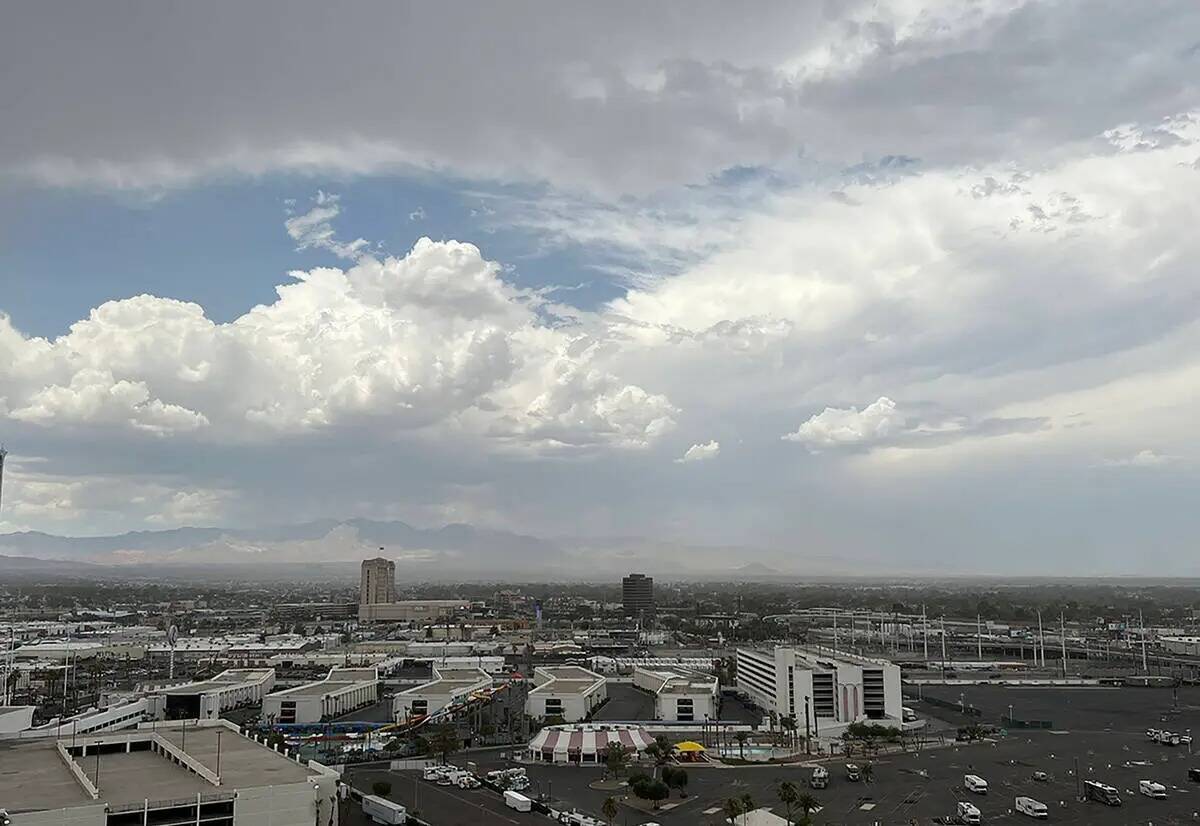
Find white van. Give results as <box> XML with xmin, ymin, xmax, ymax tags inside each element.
<box><xmin>1139</xmin><ymin>779</ymin><xmax>1167</xmax><ymax>798</ymax></box>
<box><xmin>956</xmin><ymin>800</ymin><xmax>981</xmax><ymax>823</ymax></box>
<box><xmin>1015</xmin><ymin>796</ymin><xmax>1047</xmax><ymax>818</ymax></box>
<box><xmin>422</xmin><ymin>766</ymin><xmax>446</xmax><ymax>781</ymax></box>
<box><xmin>964</xmin><ymin>774</ymin><xmax>989</xmax><ymax>794</ymax></box>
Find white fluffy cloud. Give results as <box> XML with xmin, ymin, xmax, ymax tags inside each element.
<box><xmin>676</xmin><ymin>440</ymin><xmax>721</xmax><ymax>463</ymax></box>
<box><xmin>0</xmin><ymin>238</ymin><xmax>675</xmax><ymax>453</ymax></box>
<box><xmin>783</xmin><ymin>398</ymin><xmax>900</xmax><ymax>450</ymax></box>
<box><xmin>284</xmin><ymin>191</ymin><xmax>369</xmax><ymax>260</ymax></box>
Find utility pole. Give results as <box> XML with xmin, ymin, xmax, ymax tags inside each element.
<box><xmin>1140</xmin><ymin>609</ymin><xmax>1149</xmax><ymax>675</ymax></box>
<box><xmin>940</xmin><ymin>617</ymin><xmax>948</xmax><ymax>671</ymax></box>
<box><xmin>977</xmin><ymin>614</ymin><xmax>983</xmax><ymax>662</ymax></box>
<box><xmin>832</xmin><ymin>611</ymin><xmax>838</xmax><ymax>652</ymax></box>
<box><xmin>922</xmin><ymin>605</ymin><xmax>929</xmax><ymax>663</ymax></box>
<box><xmin>1037</xmin><ymin>611</ymin><xmax>1045</xmax><ymax>668</ymax></box>
<box><xmin>1060</xmin><ymin>613</ymin><xmax>1068</xmax><ymax>678</ymax></box>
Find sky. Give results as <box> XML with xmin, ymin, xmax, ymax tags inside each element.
<box><xmin>1</xmin><ymin>1</ymin><xmax>1199</xmax><ymax>574</ymax></box>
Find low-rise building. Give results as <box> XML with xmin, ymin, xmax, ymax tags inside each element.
<box><xmin>633</xmin><ymin>666</ymin><xmax>718</xmax><ymax>723</ymax></box>
<box><xmin>526</xmin><ymin>665</ymin><xmax>607</xmax><ymax>723</ymax></box>
<box><xmin>357</xmin><ymin>599</ymin><xmax>470</xmax><ymax>623</ymax></box>
<box><xmin>149</xmin><ymin>668</ymin><xmax>276</xmax><ymax>720</ymax></box>
<box><xmin>0</xmin><ymin>719</ymin><xmax>339</xmax><ymax>825</ymax></box>
<box><xmin>393</xmin><ymin>666</ymin><xmax>492</xmax><ymax>721</ymax></box>
<box><xmin>262</xmin><ymin>667</ymin><xmax>379</xmax><ymax>724</ymax></box>
<box><xmin>735</xmin><ymin>646</ymin><xmax>902</xmax><ymax>735</ymax></box>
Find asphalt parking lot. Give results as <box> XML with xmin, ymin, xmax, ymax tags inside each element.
<box><xmin>346</xmin><ymin>766</ymin><xmax>547</xmax><ymax>826</ymax></box>
<box><xmin>343</xmin><ymin>686</ymin><xmax>1200</xmax><ymax>824</ymax></box>
<box><xmin>467</xmin><ymin>731</ymin><xmax>1200</xmax><ymax>824</ymax></box>
<box><xmin>593</xmin><ymin>682</ymin><xmax>657</xmax><ymax>721</ymax></box>
<box><xmin>915</xmin><ymin>683</ymin><xmax>1200</xmax><ymax>734</ymax></box>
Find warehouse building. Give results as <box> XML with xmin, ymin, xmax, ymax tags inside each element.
<box><xmin>262</xmin><ymin>667</ymin><xmax>379</xmax><ymax>724</ymax></box>
<box><xmin>1160</xmin><ymin>636</ymin><xmax>1200</xmax><ymax>656</ymax></box>
<box><xmin>393</xmin><ymin>666</ymin><xmax>492</xmax><ymax>722</ymax></box>
<box><xmin>735</xmin><ymin>646</ymin><xmax>902</xmax><ymax>734</ymax></box>
<box><xmin>150</xmin><ymin>668</ymin><xmax>276</xmax><ymax>720</ymax></box>
<box><xmin>0</xmin><ymin>719</ymin><xmax>339</xmax><ymax>825</ymax></box>
<box><xmin>526</xmin><ymin>665</ymin><xmax>607</xmax><ymax>723</ymax></box>
<box><xmin>633</xmin><ymin>666</ymin><xmax>718</xmax><ymax>723</ymax></box>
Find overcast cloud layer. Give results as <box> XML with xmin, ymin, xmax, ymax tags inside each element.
<box><xmin>2</xmin><ymin>1</ymin><xmax>1200</xmax><ymax>574</ymax></box>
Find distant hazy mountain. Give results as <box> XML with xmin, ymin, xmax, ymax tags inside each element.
<box><xmin>0</xmin><ymin>520</ymin><xmax>829</xmax><ymax>581</ymax></box>
<box><xmin>0</xmin><ymin>519</ymin><xmax>560</xmax><ymax>567</ymax></box>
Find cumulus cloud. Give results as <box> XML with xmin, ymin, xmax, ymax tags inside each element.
<box><xmin>676</xmin><ymin>440</ymin><xmax>721</xmax><ymax>463</ymax></box>
<box><xmin>0</xmin><ymin>239</ymin><xmax>675</xmax><ymax>453</ymax></box>
<box><xmin>783</xmin><ymin>398</ymin><xmax>901</xmax><ymax>450</ymax></box>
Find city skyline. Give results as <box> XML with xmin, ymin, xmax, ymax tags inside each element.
<box><xmin>2</xmin><ymin>2</ymin><xmax>1199</xmax><ymax>575</ymax></box>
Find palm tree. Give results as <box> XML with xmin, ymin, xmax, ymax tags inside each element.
<box><xmin>735</xmin><ymin>731</ymin><xmax>748</xmax><ymax>760</ymax></box>
<box><xmin>776</xmin><ymin>780</ymin><xmax>799</xmax><ymax>825</ymax></box>
<box><xmin>740</xmin><ymin>792</ymin><xmax>754</xmax><ymax>818</ymax></box>
<box><xmin>601</xmin><ymin>796</ymin><xmax>618</xmax><ymax>826</ymax></box>
<box><xmin>723</xmin><ymin>797</ymin><xmax>744</xmax><ymax>825</ymax></box>
<box><xmin>796</xmin><ymin>792</ymin><xmax>820</xmax><ymax>826</ymax></box>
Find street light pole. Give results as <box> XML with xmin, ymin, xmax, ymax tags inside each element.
<box><xmin>804</xmin><ymin>696</ymin><xmax>811</xmax><ymax>755</ymax></box>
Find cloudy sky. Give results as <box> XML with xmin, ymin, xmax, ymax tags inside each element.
<box><xmin>2</xmin><ymin>1</ymin><xmax>1199</xmax><ymax>573</ymax></box>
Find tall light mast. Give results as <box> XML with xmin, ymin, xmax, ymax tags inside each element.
<box><xmin>0</xmin><ymin>445</ymin><xmax>8</xmax><ymax>515</ymax></box>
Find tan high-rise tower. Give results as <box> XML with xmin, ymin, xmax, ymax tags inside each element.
<box><xmin>360</xmin><ymin>557</ymin><xmax>396</xmax><ymax>605</ymax></box>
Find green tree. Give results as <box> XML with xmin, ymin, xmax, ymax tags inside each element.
<box><xmin>665</xmin><ymin>766</ymin><xmax>688</xmax><ymax>797</ymax></box>
<box><xmin>734</xmin><ymin>731</ymin><xmax>749</xmax><ymax>760</ymax></box>
<box><xmin>371</xmin><ymin>780</ymin><xmax>392</xmax><ymax>797</ymax></box>
<box><xmin>796</xmin><ymin>792</ymin><xmax>821</xmax><ymax>826</ymax></box>
<box><xmin>604</xmin><ymin>741</ymin><xmax>628</xmax><ymax>779</ymax></box>
<box><xmin>776</xmin><ymin>780</ymin><xmax>799</xmax><ymax>825</ymax></box>
<box><xmin>633</xmin><ymin>779</ymin><xmax>669</xmax><ymax>809</ymax></box>
<box><xmin>429</xmin><ymin>723</ymin><xmax>459</xmax><ymax>764</ymax></box>
<box><xmin>601</xmin><ymin>796</ymin><xmax>619</xmax><ymax>825</ymax></box>
<box><xmin>723</xmin><ymin>797</ymin><xmax>744</xmax><ymax>825</ymax></box>
<box><xmin>644</xmin><ymin>736</ymin><xmax>672</xmax><ymax>778</ymax></box>
<box><xmin>740</xmin><ymin>792</ymin><xmax>754</xmax><ymax>814</ymax></box>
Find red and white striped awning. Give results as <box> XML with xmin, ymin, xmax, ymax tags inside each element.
<box><xmin>528</xmin><ymin>726</ymin><xmax>655</xmax><ymax>757</ymax></box>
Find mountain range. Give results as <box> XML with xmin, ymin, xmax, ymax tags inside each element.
<box><xmin>0</xmin><ymin>519</ymin><xmax>820</xmax><ymax>582</ymax></box>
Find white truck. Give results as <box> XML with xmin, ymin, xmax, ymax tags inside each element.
<box><xmin>1139</xmin><ymin>779</ymin><xmax>1167</xmax><ymax>798</ymax></box>
<box><xmin>964</xmin><ymin>774</ymin><xmax>989</xmax><ymax>794</ymax></box>
<box><xmin>956</xmin><ymin>800</ymin><xmax>981</xmax><ymax>824</ymax></box>
<box><xmin>505</xmin><ymin>790</ymin><xmax>533</xmax><ymax>812</ymax></box>
<box><xmin>362</xmin><ymin>794</ymin><xmax>407</xmax><ymax>825</ymax></box>
<box><xmin>1015</xmin><ymin>796</ymin><xmax>1048</xmax><ymax>818</ymax></box>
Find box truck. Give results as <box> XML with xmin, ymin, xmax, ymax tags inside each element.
<box><xmin>505</xmin><ymin>790</ymin><xmax>533</xmax><ymax>812</ymax></box>
<box><xmin>362</xmin><ymin>795</ymin><xmax>407</xmax><ymax>825</ymax></box>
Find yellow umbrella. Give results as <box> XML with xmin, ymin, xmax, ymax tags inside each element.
<box><xmin>673</xmin><ymin>741</ymin><xmax>706</xmax><ymax>752</ymax></box>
